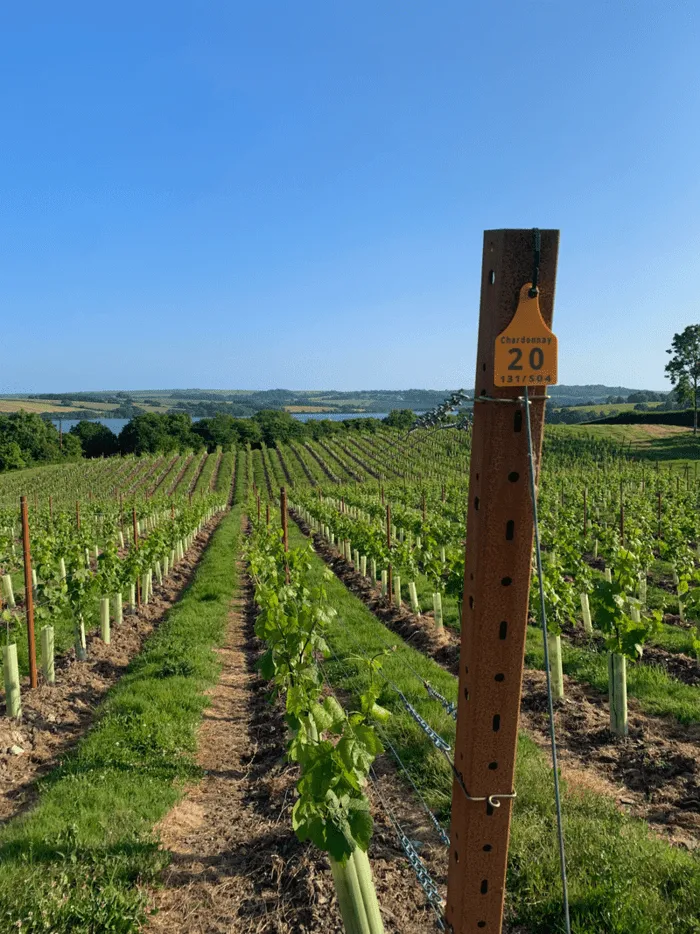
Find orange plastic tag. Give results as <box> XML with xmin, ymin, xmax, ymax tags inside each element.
<box><xmin>494</xmin><ymin>283</ymin><xmax>558</xmax><ymax>386</ymax></box>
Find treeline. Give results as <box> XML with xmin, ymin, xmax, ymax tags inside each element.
<box><xmin>0</xmin><ymin>412</ymin><xmax>82</xmax><ymax>471</ymax></box>
<box><xmin>68</xmin><ymin>409</ymin><xmax>401</xmax><ymax>460</ymax></box>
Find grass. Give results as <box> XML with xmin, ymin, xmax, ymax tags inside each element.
<box><xmin>559</xmin><ymin>424</ymin><xmax>700</xmax><ymax>464</ymax></box>
<box><xmin>289</xmin><ymin>520</ymin><xmax>700</xmax><ymax>934</ymax></box>
<box><xmin>0</xmin><ymin>505</ymin><xmax>244</xmax><ymax>933</ymax></box>
<box><xmin>525</xmin><ymin>626</ymin><xmax>700</xmax><ymax>725</ymax></box>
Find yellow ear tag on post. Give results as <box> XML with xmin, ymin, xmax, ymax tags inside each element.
<box><xmin>494</xmin><ymin>283</ymin><xmax>558</xmax><ymax>387</ymax></box>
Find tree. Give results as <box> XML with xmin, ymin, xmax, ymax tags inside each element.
<box><xmin>666</xmin><ymin>325</ymin><xmax>700</xmax><ymax>434</ymax></box>
<box><xmin>383</xmin><ymin>409</ymin><xmax>416</xmax><ymax>431</ymax></box>
<box><xmin>118</xmin><ymin>412</ymin><xmax>203</xmax><ymax>454</ymax></box>
<box><xmin>252</xmin><ymin>409</ymin><xmax>302</xmax><ymax>446</ymax></box>
<box><xmin>69</xmin><ymin>421</ymin><xmax>119</xmax><ymax>458</ymax></box>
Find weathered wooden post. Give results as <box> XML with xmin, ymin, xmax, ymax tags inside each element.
<box><xmin>446</xmin><ymin>229</ymin><xmax>559</xmax><ymax>934</ymax></box>
<box><xmin>386</xmin><ymin>503</ymin><xmax>392</xmax><ymax>603</ymax></box>
<box><xmin>20</xmin><ymin>496</ymin><xmax>38</xmax><ymax>689</ymax></box>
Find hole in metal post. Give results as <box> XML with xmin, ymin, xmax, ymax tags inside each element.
<box><xmin>489</xmin><ymin>270</ymin><xmax>495</xmax><ymax>284</ymax></box>
<box><xmin>488</xmin><ymin>761</ymin><xmax>498</xmax><ymax>770</ymax></box>
<box><xmin>492</xmin><ymin>714</ymin><xmax>501</xmax><ymax>732</ymax></box>
<box><xmin>495</xmin><ymin>673</ymin><xmax>505</xmax><ymax>682</ymax></box>
<box><xmin>474</xmin><ymin>496</ymin><xmax>480</xmax><ymax>511</ymax></box>
<box><xmin>499</xmin><ymin>621</ymin><xmax>508</xmax><ymax>639</ymax></box>
<box><xmin>469</xmin><ymin>596</ymin><xmax>474</xmax><ymax>609</ymax></box>
<box><xmin>505</xmin><ymin>520</ymin><xmax>514</xmax><ymax>540</ymax></box>
<box><xmin>508</xmin><ymin>471</ymin><xmax>520</xmax><ymax>482</ymax></box>
<box><xmin>483</xmin><ymin>844</ymin><xmax>492</xmax><ymax>852</ymax></box>
<box><xmin>514</xmin><ymin>410</ymin><xmax>522</xmax><ymax>432</ymax></box>
<box><xmin>501</xmin><ymin>577</ymin><xmax>512</xmax><ymax>586</ymax></box>
<box><xmin>481</xmin><ymin>880</ymin><xmax>489</xmax><ymax>895</ymax></box>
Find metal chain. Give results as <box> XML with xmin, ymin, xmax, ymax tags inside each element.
<box><xmin>321</xmin><ymin>646</ymin><xmax>451</xmax><ymax>848</ymax></box>
<box><xmin>395</xmin><ymin>689</ymin><xmax>452</xmax><ymax>753</ymax></box>
<box><xmin>523</xmin><ymin>384</ymin><xmax>572</xmax><ymax>934</ymax></box>
<box><xmin>316</xmin><ymin>650</ymin><xmax>447</xmax><ymax>929</ymax></box>
<box><xmin>424</xmin><ymin>682</ymin><xmax>457</xmax><ymax>720</ymax></box>
<box><xmin>369</xmin><ymin>765</ymin><xmax>446</xmax><ymax>930</ymax></box>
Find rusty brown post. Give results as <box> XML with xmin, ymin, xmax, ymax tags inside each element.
<box><xmin>446</xmin><ymin>229</ymin><xmax>559</xmax><ymax>934</ymax></box>
<box><xmin>133</xmin><ymin>507</ymin><xmax>141</xmax><ymax>607</ymax></box>
<box><xmin>280</xmin><ymin>487</ymin><xmax>289</xmax><ymax>583</ymax></box>
<box><xmin>280</xmin><ymin>488</ymin><xmax>289</xmax><ymax>552</ymax></box>
<box><xmin>620</xmin><ymin>480</ymin><xmax>625</xmax><ymax>547</ymax></box>
<box><xmin>386</xmin><ymin>503</ymin><xmax>392</xmax><ymax>601</ymax></box>
<box><xmin>76</xmin><ymin>500</ymin><xmax>81</xmax><ymax>530</ymax></box>
<box><xmin>20</xmin><ymin>497</ymin><xmax>38</xmax><ymax>689</ymax></box>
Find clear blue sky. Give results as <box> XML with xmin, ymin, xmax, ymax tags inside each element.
<box><xmin>1</xmin><ymin>2</ymin><xmax>698</xmax><ymax>393</ymax></box>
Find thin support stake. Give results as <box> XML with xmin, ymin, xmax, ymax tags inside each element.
<box><xmin>523</xmin><ymin>386</ymin><xmax>571</xmax><ymax>934</ymax></box>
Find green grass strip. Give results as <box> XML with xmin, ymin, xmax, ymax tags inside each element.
<box><xmin>289</xmin><ymin>522</ymin><xmax>700</xmax><ymax>934</ymax></box>
<box><xmin>0</xmin><ymin>506</ymin><xmax>243</xmax><ymax>934</ymax></box>
<box><xmin>525</xmin><ymin>627</ymin><xmax>700</xmax><ymax>725</ymax></box>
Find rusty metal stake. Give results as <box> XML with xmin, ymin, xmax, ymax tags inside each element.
<box><xmin>445</xmin><ymin>229</ymin><xmax>559</xmax><ymax>934</ymax></box>
<box><xmin>20</xmin><ymin>497</ymin><xmax>38</xmax><ymax>689</ymax></box>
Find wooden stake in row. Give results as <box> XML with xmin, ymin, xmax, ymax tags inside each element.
<box><xmin>20</xmin><ymin>496</ymin><xmax>38</xmax><ymax>690</ymax></box>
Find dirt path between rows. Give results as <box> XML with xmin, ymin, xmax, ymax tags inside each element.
<box><xmin>0</xmin><ymin>514</ymin><xmax>223</xmax><ymax>825</ymax></box>
<box><xmin>149</xmin><ymin>552</ymin><xmax>454</xmax><ymax>933</ymax></box>
<box><xmin>290</xmin><ymin>512</ymin><xmax>700</xmax><ymax>852</ymax></box>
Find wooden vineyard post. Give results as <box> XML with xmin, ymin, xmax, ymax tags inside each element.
<box><xmin>20</xmin><ymin>497</ymin><xmax>38</xmax><ymax>689</ymax></box>
<box><xmin>133</xmin><ymin>507</ymin><xmax>141</xmax><ymax>607</ymax></box>
<box><xmin>280</xmin><ymin>487</ymin><xmax>289</xmax><ymax>583</ymax></box>
<box><xmin>386</xmin><ymin>503</ymin><xmax>392</xmax><ymax>602</ymax></box>
<box><xmin>445</xmin><ymin>229</ymin><xmax>559</xmax><ymax>934</ymax></box>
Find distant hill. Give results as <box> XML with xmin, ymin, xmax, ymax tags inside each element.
<box><xmin>0</xmin><ymin>385</ymin><xmax>671</xmax><ymax>419</ymax></box>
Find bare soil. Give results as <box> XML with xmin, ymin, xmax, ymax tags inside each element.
<box><xmin>0</xmin><ymin>514</ymin><xmax>222</xmax><ymax>824</ymax></box>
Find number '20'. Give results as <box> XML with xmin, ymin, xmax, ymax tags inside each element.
<box><xmin>507</xmin><ymin>347</ymin><xmax>545</xmax><ymax>371</ymax></box>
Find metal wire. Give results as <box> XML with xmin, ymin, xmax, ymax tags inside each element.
<box><xmin>523</xmin><ymin>385</ymin><xmax>572</xmax><ymax>934</ymax></box>
<box><xmin>320</xmin><ymin>648</ymin><xmax>451</xmax><ymax>849</ymax></box>
<box><xmin>529</xmin><ymin>227</ymin><xmax>541</xmax><ymax>296</ymax></box>
<box><xmin>316</xmin><ymin>654</ymin><xmax>447</xmax><ymax>929</ymax></box>
<box><xmin>370</xmin><ymin>765</ymin><xmax>447</xmax><ymax>930</ymax></box>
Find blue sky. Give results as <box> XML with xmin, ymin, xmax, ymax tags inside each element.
<box><xmin>0</xmin><ymin>2</ymin><xmax>698</xmax><ymax>393</ymax></box>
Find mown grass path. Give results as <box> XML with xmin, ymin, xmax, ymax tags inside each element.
<box><xmin>0</xmin><ymin>505</ymin><xmax>245</xmax><ymax>933</ymax></box>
